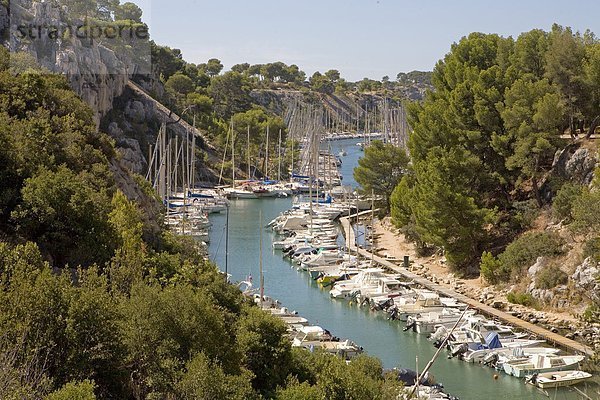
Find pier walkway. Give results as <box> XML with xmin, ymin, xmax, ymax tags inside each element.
<box><xmin>340</xmin><ymin>214</ymin><xmax>595</xmax><ymax>357</ymax></box>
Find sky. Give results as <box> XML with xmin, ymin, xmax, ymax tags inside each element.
<box><xmin>136</xmin><ymin>0</ymin><xmax>600</xmax><ymax>82</ymax></box>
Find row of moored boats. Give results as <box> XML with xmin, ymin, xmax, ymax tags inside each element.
<box><xmin>268</xmin><ymin>199</ymin><xmax>593</xmax><ymax>391</ymax></box>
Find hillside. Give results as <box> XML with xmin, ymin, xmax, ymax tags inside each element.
<box><xmin>2</xmin><ymin>0</ymin><xmax>599</xmax><ymax>393</ymax></box>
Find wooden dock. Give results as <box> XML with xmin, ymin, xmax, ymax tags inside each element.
<box><xmin>340</xmin><ymin>215</ymin><xmax>595</xmax><ymax>357</ymax></box>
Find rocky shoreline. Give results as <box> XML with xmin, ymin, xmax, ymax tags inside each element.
<box><xmin>373</xmin><ymin>218</ymin><xmax>600</xmax><ymax>361</ymax></box>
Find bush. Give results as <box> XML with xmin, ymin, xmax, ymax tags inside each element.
<box><xmin>535</xmin><ymin>265</ymin><xmax>568</xmax><ymax>289</ymax></box>
<box><xmin>512</xmin><ymin>199</ymin><xmax>540</xmax><ymax>229</ymax></box>
<box><xmin>47</xmin><ymin>380</ymin><xmax>96</xmax><ymax>400</ymax></box>
<box><xmin>583</xmin><ymin>236</ymin><xmax>600</xmax><ymax>262</ymax></box>
<box><xmin>552</xmin><ymin>182</ymin><xmax>583</xmax><ymax>222</ymax></box>
<box><xmin>480</xmin><ymin>251</ymin><xmax>509</xmax><ymax>284</ymax></box>
<box><xmin>582</xmin><ymin>304</ymin><xmax>600</xmax><ymax>322</ymax></box>
<box><xmin>572</xmin><ymin>188</ymin><xmax>600</xmax><ymax>233</ymax></box>
<box><xmin>506</xmin><ymin>291</ymin><xmax>537</xmax><ymax>307</ymax></box>
<box><xmin>499</xmin><ymin>231</ymin><xmax>564</xmax><ymax>276</ymax></box>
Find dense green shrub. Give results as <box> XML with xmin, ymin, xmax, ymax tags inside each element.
<box><xmin>506</xmin><ymin>291</ymin><xmax>538</xmax><ymax>307</ymax></box>
<box><xmin>481</xmin><ymin>232</ymin><xmax>565</xmax><ymax>284</ymax></box>
<box><xmin>535</xmin><ymin>265</ymin><xmax>568</xmax><ymax>289</ymax></box>
<box><xmin>572</xmin><ymin>188</ymin><xmax>600</xmax><ymax>233</ymax></box>
<box><xmin>552</xmin><ymin>182</ymin><xmax>583</xmax><ymax>222</ymax></box>
<box><xmin>582</xmin><ymin>304</ymin><xmax>600</xmax><ymax>322</ymax></box>
<box><xmin>46</xmin><ymin>380</ymin><xmax>96</xmax><ymax>400</ymax></box>
<box><xmin>583</xmin><ymin>236</ymin><xmax>600</xmax><ymax>262</ymax></box>
<box><xmin>480</xmin><ymin>251</ymin><xmax>509</xmax><ymax>284</ymax></box>
<box><xmin>512</xmin><ymin>199</ymin><xmax>540</xmax><ymax>230</ymax></box>
<box><xmin>499</xmin><ymin>232</ymin><xmax>564</xmax><ymax>276</ymax></box>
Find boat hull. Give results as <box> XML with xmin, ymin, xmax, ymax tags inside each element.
<box><xmin>531</xmin><ymin>370</ymin><xmax>593</xmax><ymax>389</ymax></box>
<box><xmin>503</xmin><ymin>356</ymin><xmax>584</xmax><ymax>378</ymax></box>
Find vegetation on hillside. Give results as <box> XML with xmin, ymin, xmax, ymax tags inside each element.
<box><xmin>0</xmin><ymin>46</ymin><xmax>407</xmax><ymax>399</ymax></box>
<box><xmin>146</xmin><ymin>43</ymin><xmax>431</xmax><ymax>180</ymax></box>
<box><xmin>390</xmin><ymin>25</ymin><xmax>600</xmax><ymax>276</ymax></box>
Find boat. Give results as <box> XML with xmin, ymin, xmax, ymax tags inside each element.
<box><xmin>329</xmin><ymin>268</ymin><xmax>387</xmax><ymax>299</ymax></box>
<box><xmin>465</xmin><ymin>345</ymin><xmax>560</xmax><ymax>364</ymax></box>
<box><xmin>503</xmin><ymin>354</ymin><xmax>586</xmax><ymax>378</ymax></box>
<box><xmin>405</xmin><ymin>308</ymin><xmax>476</xmax><ymax>335</ymax></box>
<box><xmin>526</xmin><ymin>370</ymin><xmax>593</xmax><ymax>389</ymax></box>
<box><xmin>388</xmin><ymin>290</ymin><xmax>466</xmax><ymax>322</ymax></box>
<box><xmin>295</xmin><ymin>339</ymin><xmax>363</xmax><ymax>360</ymax></box>
<box><xmin>291</xmin><ymin>325</ymin><xmax>333</xmax><ymax>346</ymax></box>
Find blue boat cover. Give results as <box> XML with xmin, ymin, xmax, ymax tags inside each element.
<box><xmin>292</xmin><ymin>173</ymin><xmax>310</xmax><ymax>179</ymax></box>
<box><xmin>187</xmin><ymin>192</ymin><xmax>214</xmax><ymax>199</ymax></box>
<box><xmin>484</xmin><ymin>332</ymin><xmax>502</xmax><ymax>349</ymax></box>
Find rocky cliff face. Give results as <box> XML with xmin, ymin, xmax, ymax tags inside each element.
<box><xmin>541</xmin><ymin>142</ymin><xmax>599</xmax><ymax>202</ymax></box>
<box><xmin>552</xmin><ymin>144</ymin><xmax>598</xmax><ymax>185</ymax></box>
<box><xmin>4</xmin><ymin>1</ymin><xmax>139</xmax><ymax>125</ymax></box>
<box><xmin>102</xmin><ymin>84</ymin><xmax>220</xmax><ymax>183</ymax></box>
<box><xmin>0</xmin><ymin>5</ymin><xmax>8</xmax><ymax>40</ymax></box>
<box><xmin>251</xmin><ymin>89</ymin><xmax>407</xmax><ymax>131</ymax></box>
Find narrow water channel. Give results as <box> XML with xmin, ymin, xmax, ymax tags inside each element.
<box><xmin>207</xmin><ymin>138</ymin><xmax>595</xmax><ymax>400</ymax></box>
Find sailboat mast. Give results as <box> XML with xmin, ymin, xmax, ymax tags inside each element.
<box><xmin>278</xmin><ymin>128</ymin><xmax>282</xmax><ymax>182</ymax></box>
<box><xmin>158</xmin><ymin>123</ymin><xmax>166</xmax><ymax>201</ymax></box>
<box><xmin>259</xmin><ymin>210</ymin><xmax>264</xmax><ymax>306</ymax></box>
<box><xmin>191</xmin><ymin>132</ymin><xmax>196</xmax><ymax>189</ymax></box>
<box><xmin>218</xmin><ymin>125</ymin><xmax>230</xmax><ymax>186</ymax></box>
<box><xmin>265</xmin><ymin>124</ymin><xmax>270</xmax><ymax>179</ymax></box>
<box><xmin>290</xmin><ymin>120</ymin><xmax>295</xmax><ymax>180</ymax></box>
<box><xmin>247</xmin><ymin>125</ymin><xmax>251</xmax><ymax>179</ymax></box>
<box><xmin>370</xmin><ymin>189</ymin><xmax>375</xmax><ymax>267</ymax></box>
<box><xmin>173</xmin><ymin>135</ymin><xmax>178</xmax><ymax>194</ymax></box>
<box><xmin>231</xmin><ymin>120</ymin><xmax>235</xmax><ymax>189</ymax></box>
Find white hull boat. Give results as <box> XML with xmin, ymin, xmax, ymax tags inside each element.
<box><xmin>526</xmin><ymin>370</ymin><xmax>593</xmax><ymax>389</ymax></box>
<box><xmin>503</xmin><ymin>354</ymin><xmax>586</xmax><ymax>378</ymax></box>
<box><xmin>464</xmin><ymin>346</ymin><xmax>560</xmax><ymax>364</ymax></box>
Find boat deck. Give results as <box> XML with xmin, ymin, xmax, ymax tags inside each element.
<box><xmin>340</xmin><ymin>214</ymin><xmax>595</xmax><ymax>357</ymax></box>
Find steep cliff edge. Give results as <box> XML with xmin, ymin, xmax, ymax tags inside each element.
<box><xmin>3</xmin><ymin>1</ymin><xmax>138</xmax><ymax>125</ymax></box>
<box><xmin>251</xmin><ymin>88</ymin><xmax>406</xmax><ymax>128</ymax></box>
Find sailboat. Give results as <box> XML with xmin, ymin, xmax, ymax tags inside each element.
<box><xmin>223</xmin><ymin>121</ymin><xmax>258</xmax><ymax>199</ymax></box>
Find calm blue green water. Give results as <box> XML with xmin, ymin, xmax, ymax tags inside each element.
<box><xmin>207</xmin><ymin>139</ymin><xmax>597</xmax><ymax>400</ymax></box>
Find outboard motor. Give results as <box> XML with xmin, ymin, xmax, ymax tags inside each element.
<box><xmin>387</xmin><ymin>306</ymin><xmax>399</xmax><ymax>321</ymax></box>
<box><xmin>349</xmin><ymin>290</ymin><xmax>361</xmax><ymax>303</ymax></box>
<box><xmin>429</xmin><ymin>326</ymin><xmax>446</xmax><ymax>342</ymax></box>
<box><xmin>450</xmin><ymin>343</ymin><xmax>469</xmax><ymax>359</ymax></box>
<box><xmin>360</xmin><ymin>296</ymin><xmax>370</xmax><ymax>307</ymax></box>
<box><xmin>392</xmin><ymin>368</ymin><xmax>436</xmax><ymax>387</ymax></box>
<box><xmin>371</xmin><ymin>298</ymin><xmax>389</xmax><ymax>311</ymax></box>
<box><xmin>482</xmin><ymin>352</ymin><xmax>499</xmax><ymax>367</ymax></box>
<box><xmin>403</xmin><ymin>318</ymin><xmax>417</xmax><ymax>332</ymax></box>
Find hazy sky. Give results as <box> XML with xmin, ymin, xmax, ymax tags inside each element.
<box><xmin>137</xmin><ymin>0</ymin><xmax>600</xmax><ymax>81</ymax></box>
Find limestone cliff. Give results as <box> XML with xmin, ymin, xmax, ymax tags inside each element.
<box><xmin>4</xmin><ymin>1</ymin><xmax>139</xmax><ymax>125</ymax></box>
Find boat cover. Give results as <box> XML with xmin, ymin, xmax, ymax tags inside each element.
<box><xmin>478</xmin><ymin>332</ymin><xmax>502</xmax><ymax>350</ymax></box>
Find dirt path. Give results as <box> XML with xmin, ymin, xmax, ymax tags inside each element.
<box><xmin>372</xmin><ymin>217</ymin><xmax>581</xmax><ymax>327</ymax></box>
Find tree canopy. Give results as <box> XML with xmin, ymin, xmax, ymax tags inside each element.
<box><xmin>353</xmin><ymin>140</ymin><xmax>409</xmax><ymax>212</ymax></box>
<box><xmin>391</xmin><ymin>26</ymin><xmax>600</xmax><ymax>274</ymax></box>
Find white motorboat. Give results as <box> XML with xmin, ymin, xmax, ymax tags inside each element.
<box><xmin>405</xmin><ymin>308</ymin><xmax>476</xmax><ymax>335</ymax></box>
<box><xmin>503</xmin><ymin>354</ymin><xmax>586</xmax><ymax>378</ymax></box>
<box><xmin>388</xmin><ymin>291</ymin><xmax>465</xmax><ymax>322</ymax></box>
<box><xmin>294</xmin><ymin>339</ymin><xmax>362</xmax><ymax>360</ymax></box>
<box><xmin>291</xmin><ymin>325</ymin><xmax>333</xmax><ymax>346</ymax></box>
<box><xmin>444</xmin><ymin>327</ymin><xmax>545</xmax><ymax>358</ymax></box>
<box><xmin>223</xmin><ymin>187</ymin><xmax>258</xmax><ymax>199</ymax></box>
<box><xmin>329</xmin><ymin>268</ymin><xmax>387</xmax><ymax>299</ymax></box>
<box><xmin>526</xmin><ymin>370</ymin><xmax>593</xmax><ymax>389</ymax></box>
<box><xmin>465</xmin><ymin>345</ymin><xmax>560</xmax><ymax>364</ymax></box>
